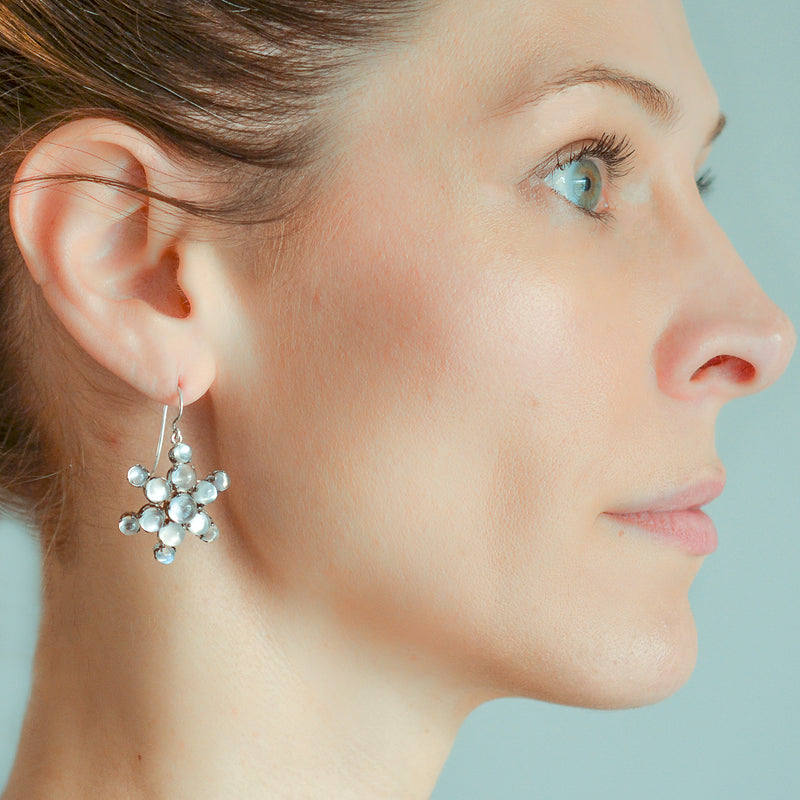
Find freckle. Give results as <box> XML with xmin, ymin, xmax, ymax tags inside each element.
<box><xmin>618</xmin><ymin>529</ymin><xmax>625</xmax><ymax>537</ymax></box>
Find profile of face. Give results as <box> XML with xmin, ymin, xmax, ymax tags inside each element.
<box><xmin>195</xmin><ymin>0</ymin><xmax>791</xmax><ymax>711</ymax></box>
<box><xmin>11</xmin><ymin>0</ymin><xmax>794</xmax><ymax>719</ymax></box>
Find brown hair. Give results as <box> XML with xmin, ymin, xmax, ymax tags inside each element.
<box><xmin>0</xmin><ymin>0</ymin><xmax>425</xmax><ymax>557</ymax></box>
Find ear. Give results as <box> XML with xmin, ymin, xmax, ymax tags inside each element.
<box><xmin>8</xmin><ymin>118</ymin><xmax>221</xmax><ymax>406</ymax></box>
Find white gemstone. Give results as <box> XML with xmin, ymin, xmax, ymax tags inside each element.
<box><xmin>200</xmin><ymin>524</ymin><xmax>219</xmax><ymax>543</ymax></box>
<box><xmin>127</xmin><ymin>464</ymin><xmax>149</xmax><ymax>487</ymax></box>
<box><xmin>211</xmin><ymin>470</ymin><xmax>230</xmax><ymax>492</ymax></box>
<box><xmin>158</xmin><ymin>521</ymin><xmax>185</xmax><ymax>548</ymax></box>
<box><xmin>168</xmin><ymin>493</ymin><xmax>197</xmax><ymax>524</ymax></box>
<box><xmin>118</xmin><ymin>513</ymin><xmax>140</xmax><ymax>535</ymax></box>
<box><xmin>187</xmin><ymin>511</ymin><xmax>211</xmax><ymax>537</ymax></box>
<box><xmin>169</xmin><ymin>464</ymin><xmax>197</xmax><ymax>492</ymax></box>
<box><xmin>193</xmin><ymin>480</ymin><xmax>217</xmax><ymax>506</ymax></box>
<box><xmin>145</xmin><ymin>477</ymin><xmax>170</xmax><ymax>503</ymax></box>
<box><xmin>154</xmin><ymin>544</ymin><xmax>176</xmax><ymax>565</ymax></box>
<box><xmin>169</xmin><ymin>442</ymin><xmax>193</xmax><ymax>464</ymax></box>
<box><xmin>139</xmin><ymin>505</ymin><xmax>166</xmax><ymax>533</ymax></box>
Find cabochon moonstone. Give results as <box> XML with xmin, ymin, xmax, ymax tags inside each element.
<box><xmin>169</xmin><ymin>464</ymin><xmax>197</xmax><ymax>492</ymax></box>
<box><xmin>168</xmin><ymin>493</ymin><xmax>197</xmax><ymax>525</ymax></box>
<box><xmin>158</xmin><ymin>521</ymin><xmax>185</xmax><ymax>548</ymax></box>
<box><xmin>145</xmin><ymin>477</ymin><xmax>170</xmax><ymax>503</ymax></box>
<box><xmin>154</xmin><ymin>544</ymin><xmax>176</xmax><ymax>565</ymax></box>
<box><xmin>199</xmin><ymin>524</ymin><xmax>219</xmax><ymax>543</ymax></box>
<box><xmin>139</xmin><ymin>505</ymin><xmax>166</xmax><ymax>533</ymax></box>
<box><xmin>193</xmin><ymin>480</ymin><xmax>217</xmax><ymax>506</ymax></box>
<box><xmin>118</xmin><ymin>513</ymin><xmax>140</xmax><ymax>536</ymax></box>
<box><xmin>187</xmin><ymin>511</ymin><xmax>211</xmax><ymax>537</ymax></box>
<box><xmin>211</xmin><ymin>470</ymin><xmax>230</xmax><ymax>492</ymax></box>
<box><xmin>127</xmin><ymin>464</ymin><xmax>149</xmax><ymax>488</ymax></box>
<box><xmin>169</xmin><ymin>442</ymin><xmax>193</xmax><ymax>464</ymax></box>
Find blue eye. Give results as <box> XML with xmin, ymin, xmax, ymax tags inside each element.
<box><xmin>544</xmin><ymin>158</ymin><xmax>604</xmax><ymax>213</ymax></box>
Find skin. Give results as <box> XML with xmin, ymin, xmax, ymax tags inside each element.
<box><xmin>2</xmin><ymin>0</ymin><xmax>795</xmax><ymax>798</ymax></box>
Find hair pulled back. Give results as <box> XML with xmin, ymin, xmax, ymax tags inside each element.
<box><xmin>0</xmin><ymin>0</ymin><xmax>424</xmax><ymax>556</ymax></box>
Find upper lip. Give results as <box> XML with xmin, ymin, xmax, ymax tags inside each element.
<box><xmin>605</xmin><ymin>474</ymin><xmax>726</xmax><ymax>515</ymax></box>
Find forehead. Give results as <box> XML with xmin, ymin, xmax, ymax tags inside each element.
<box><xmin>385</xmin><ymin>0</ymin><xmax>716</xmax><ymax>121</ymax></box>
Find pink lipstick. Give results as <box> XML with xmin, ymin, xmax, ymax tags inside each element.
<box><xmin>603</xmin><ymin>479</ymin><xmax>724</xmax><ymax>556</ymax></box>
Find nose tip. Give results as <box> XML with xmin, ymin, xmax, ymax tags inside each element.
<box><xmin>766</xmin><ymin>311</ymin><xmax>797</xmax><ymax>385</ymax></box>
<box><xmin>746</xmin><ymin>306</ymin><xmax>795</xmax><ymax>391</ymax></box>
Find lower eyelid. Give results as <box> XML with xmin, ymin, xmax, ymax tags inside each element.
<box><xmin>526</xmin><ymin>179</ymin><xmax>611</xmax><ymax>224</ymax></box>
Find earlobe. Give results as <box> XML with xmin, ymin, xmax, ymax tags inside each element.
<box><xmin>8</xmin><ymin>118</ymin><xmax>217</xmax><ymax>406</ymax></box>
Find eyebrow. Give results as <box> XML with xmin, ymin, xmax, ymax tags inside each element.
<box><xmin>705</xmin><ymin>112</ymin><xmax>727</xmax><ymax>146</ymax></box>
<box><xmin>493</xmin><ymin>64</ymin><xmax>726</xmax><ymax>145</ymax></box>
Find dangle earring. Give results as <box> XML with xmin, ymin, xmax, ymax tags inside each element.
<box><xmin>118</xmin><ymin>387</ymin><xmax>230</xmax><ymax>564</ymax></box>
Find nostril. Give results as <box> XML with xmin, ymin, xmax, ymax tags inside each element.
<box><xmin>691</xmin><ymin>354</ymin><xmax>756</xmax><ymax>383</ymax></box>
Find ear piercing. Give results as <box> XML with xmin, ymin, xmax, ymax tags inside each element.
<box><xmin>118</xmin><ymin>387</ymin><xmax>229</xmax><ymax>564</ymax></box>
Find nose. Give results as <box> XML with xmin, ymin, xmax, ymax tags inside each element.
<box><xmin>654</xmin><ymin>214</ymin><xmax>796</xmax><ymax>404</ymax></box>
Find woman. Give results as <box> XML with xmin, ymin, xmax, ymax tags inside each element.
<box><xmin>0</xmin><ymin>1</ymin><xmax>795</xmax><ymax>798</ymax></box>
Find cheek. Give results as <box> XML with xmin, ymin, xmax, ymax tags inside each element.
<box><xmin>231</xmin><ymin>219</ymin><xmax>582</xmax><ymax>639</ymax></box>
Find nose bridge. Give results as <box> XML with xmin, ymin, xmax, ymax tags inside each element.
<box><xmin>653</xmin><ymin>206</ymin><xmax>795</xmax><ymax>403</ymax></box>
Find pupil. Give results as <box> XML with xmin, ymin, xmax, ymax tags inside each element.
<box><xmin>573</xmin><ymin>176</ymin><xmax>591</xmax><ymax>194</ymax></box>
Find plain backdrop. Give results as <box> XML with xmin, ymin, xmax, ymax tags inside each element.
<box><xmin>1</xmin><ymin>1</ymin><xmax>798</xmax><ymax>797</ymax></box>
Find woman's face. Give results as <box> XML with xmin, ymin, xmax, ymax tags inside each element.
<box><xmin>215</xmin><ymin>0</ymin><xmax>794</xmax><ymax>708</ymax></box>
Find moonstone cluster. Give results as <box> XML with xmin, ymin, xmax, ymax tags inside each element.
<box><xmin>118</xmin><ymin>441</ymin><xmax>229</xmax><ymax>564</ymax></box>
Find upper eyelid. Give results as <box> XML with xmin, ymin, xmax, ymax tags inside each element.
<box><xmin>531</xmin><ymin>134</ymin><xmax>637</xmax><ymax>183</ymax></box>
<box><xmin>531</xmin><ymin>144</ymin><xmax>592</xmax><ymax>178</ymax></box>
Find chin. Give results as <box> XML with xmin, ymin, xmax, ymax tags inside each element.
<box><xmin>481</xmin><ymin>603</ymin><xmax>700</xmax><ymax>711</ymax></box>
<box><xmin>564</xmin><ymin>608</ymin><xmax>701</xmax><ymax>711</ymax></box>
<box><xmin>584</xmin><ymin>624</ymin><xmax>699</xmax><ymax>711</ymax></box>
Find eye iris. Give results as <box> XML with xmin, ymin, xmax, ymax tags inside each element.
<box><xmin>546</xmin><ymin>159</ymin><xmax>604</xmax><ymax>212</ymax></box>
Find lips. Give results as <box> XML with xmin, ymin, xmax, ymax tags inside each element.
<box><xmin>602</xmin><ymin>478</ymin><xmax>725</xmax><ymax>556</ymax></box>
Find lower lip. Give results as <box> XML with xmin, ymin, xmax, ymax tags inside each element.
<box><xmin>603</xmin><ymin>509</ymin><xmax>718</xmax><ymax>555</ymax></box>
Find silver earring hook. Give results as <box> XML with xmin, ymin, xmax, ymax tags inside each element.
<box><xmin>151</xmin><ymin>386</ymin><xmax>184</xmax><ymax>473</ymax></box>
<box><xmin>171</xmin><ymin>386</ymin><xmax>185</xmax><ymax>443</ymax></box>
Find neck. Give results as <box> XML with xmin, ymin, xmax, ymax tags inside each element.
<box><xmin>3</xmin><ymin>532</ymin><xmax>471</xmax><ymax>800</ymax></box>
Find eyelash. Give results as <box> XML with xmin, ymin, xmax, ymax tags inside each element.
<box><xmin>695</xmin><ymin>168</ymin><xmax>715</xmax><ymax>197</ymax></box>
<box><xmin>554</xmin><ymin>132</ymin><xmax>636</xmax><ymax>182</ymax></box>
<box><xmin>541</xmin><ymin>132</ymin><xmax>717</xmax><ymax>220</ymax></box>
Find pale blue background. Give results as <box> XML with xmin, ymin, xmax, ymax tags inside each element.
<box><xmin>2</xmin><ymin>1</ymin><xmax>798</xmax><ymax>796</ymax></box>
